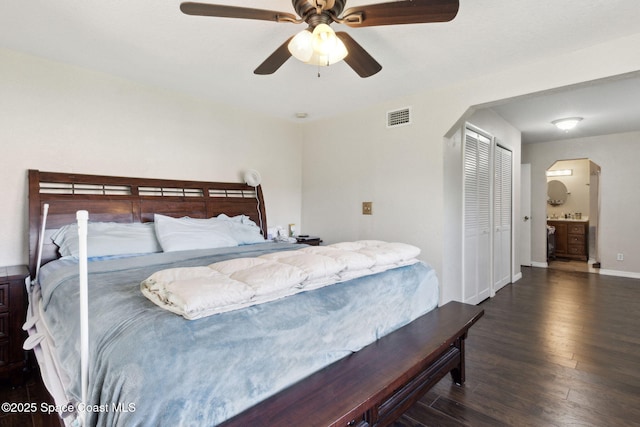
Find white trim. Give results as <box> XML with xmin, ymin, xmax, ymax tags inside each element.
<box><xmin>512</xmin><ymin>272</ymin><xmax>523</xmax><ymax>282</ymax></box>
<box><xmin>526</xmin><ymin>263</ymin><xmax>640</xmax><ymax>279</ymax></box>
<box><xmin>598</xmin><ymin>269</ymin><xmax>640</xmax><ymax>279</ymax></box>
<box><xmin>531</xmin><ymin>261</ymin><xmax>549</xmax><ymax>268</ymax></box>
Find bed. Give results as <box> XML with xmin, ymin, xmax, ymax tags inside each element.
<box><xmin>24</xmin><ymin>169</ymin><xmax>482</xmax><ymax>427</ymax></box>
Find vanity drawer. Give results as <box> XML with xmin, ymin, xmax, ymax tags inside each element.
<box><xmin>568</xmin><ymin>245</ymin><xmax>586</xmax><ymax>256</ymax></box>
<box><xmin>568</xmin><ymin>224</ymin><xmax>586</xmax><ymax>235</ymax></box>
<box><xmin>568</xmin><ymin>234</ymin><xmax>585</xmax><ymax>245</ymax></box>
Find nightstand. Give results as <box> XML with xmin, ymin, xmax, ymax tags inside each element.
<box><xmin>0</xmin><ymin>265</ymin><xmax>29</xmax><ymax>385</ymax></box>
<box><xmin>295</xmin><ymin>236</ymin><xmax>322</xmax><ymax>246</ymax></box>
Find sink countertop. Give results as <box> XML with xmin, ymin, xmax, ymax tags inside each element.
<box><xmin>547</xmin><ymin>218</ymin><xmax>589</xmax><ymax>222</ymax></box>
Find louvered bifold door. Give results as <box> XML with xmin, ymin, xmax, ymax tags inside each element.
<box><xmin>463</xmin><ymin>128</ymin><xmax>492</xmax><ymax>304</ymax></box>
<box><xmin>493</xmin><ymin>145</ymin><xmax>512</xmax><ymax>292</ymax></box>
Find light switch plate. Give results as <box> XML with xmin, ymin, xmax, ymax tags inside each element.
<box><xmin>362</xmin><ymin>202</ymin><xmax>372</xmax><ymax>215</ymax></box>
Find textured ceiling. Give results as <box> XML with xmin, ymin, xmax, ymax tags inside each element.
<box><xmin>1</xmin><ymin>0</ymin><xmax>640</xmax><ymax>140</ymax></box>
<box><xmin>490</xmin><ymin>72</ymin><xmax>640</xmax><ymax>144</ymax></box>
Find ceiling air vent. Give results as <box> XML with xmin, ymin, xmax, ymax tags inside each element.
<box><xmin>386</xmin><ymin>107</ymin><xmax>412</xmax><ymax>128</ymax></box>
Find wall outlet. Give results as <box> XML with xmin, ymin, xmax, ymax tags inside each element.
<box><xmin>362</xmin><ymin>202</ymin><xmax>372</xmax><ymax>215</ymax></box>
<box><xmin>617</xmin><ymin>253</ymin><xmax>624</xmax><ymax>261</ymax></box>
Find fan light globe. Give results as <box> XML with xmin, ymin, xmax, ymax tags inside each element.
<box><xmin>312</xmin><ymin>24</ymin><xmax>338</xmax><ymax>55</ymax></box>
<box><xmin>306</xmin><ymin>38</ymin><xmax>348</xmax><ymax>66</ymax></box>
<box><xmin>288</xmin><ymin>29</ymin><xmax>314</xmax><ymax>62</ymax></box>
<box><xmin>288</xmin><ymin>24</ymin><xmax>348</xmax><ymax>67</ymax></box>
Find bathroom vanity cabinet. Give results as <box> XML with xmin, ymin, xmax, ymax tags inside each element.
<box><xmin>547</xmin><ymin>220</ymin><xmax>588</xmax><ymax>261</ymax></box>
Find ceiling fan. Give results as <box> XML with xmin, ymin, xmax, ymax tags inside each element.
<box><xmin>180</xmin><ymin>0</ymin><xmax>459</xmax><ymax>78</ymax></box>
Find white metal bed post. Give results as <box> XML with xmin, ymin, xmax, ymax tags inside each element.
<box><xmin>77</xmin><ymin>210</ymin><xmax>89</xmax><ymax>426</ymax></box>
<box><xmin>33</xmin><ymin>203</ymin><xmax>49</xmax><ymax>284</ymax></box>
<box><xmin>25</xmin><ymin>203</ymin><xmax>49</xmax><ymax>324</ymax></box>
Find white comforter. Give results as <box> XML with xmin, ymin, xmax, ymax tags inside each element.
<box><xmin>140</xmin><ymin>240</ymin><xmax>420</xmax><ymax>319</ymax></box>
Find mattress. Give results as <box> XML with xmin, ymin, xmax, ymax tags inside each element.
<box><xmin>25</xmin><ymin>242</ymin><xmax>439</xmax><ymax>426</ymax></box>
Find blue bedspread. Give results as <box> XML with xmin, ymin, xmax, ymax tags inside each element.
<box><xmin>37</xmin><ymin>242</ymin><xmax>439</xmax><ymax>426</ymax></box>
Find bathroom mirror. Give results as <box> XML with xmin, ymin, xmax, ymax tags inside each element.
<box><xmin>547</xmin><ymin>180</ymin><xmax>568</xmax><ymax>205</ymax></box>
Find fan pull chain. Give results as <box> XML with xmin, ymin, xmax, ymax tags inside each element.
<box><xmin>317</xmin><ymin>58</ymin><xmax>331</xmax><ymax>78</ymax></box>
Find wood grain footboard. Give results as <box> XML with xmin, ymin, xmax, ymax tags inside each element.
<box><xmin>221</xmin><ymin>301</ymin><xmax>484</xmax><ymax>427</ymax></box>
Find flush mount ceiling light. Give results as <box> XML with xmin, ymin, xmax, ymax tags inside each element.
<box><xmin>552</xmin><ymin>117</ymin><xmax>583</xmax><ymax>131</ymax></box>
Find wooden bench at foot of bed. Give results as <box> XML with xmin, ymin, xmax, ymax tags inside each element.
<box><xmin>221</xmin><ymin>301</ymin><xmax>484</xmax><ymax>427</ymax></box>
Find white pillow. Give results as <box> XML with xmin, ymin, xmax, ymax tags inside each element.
<box><xmin>51</xmin><ymin>222</ymin><xmax>162</xmax><ymax>258</ymax></box>
<box><xmin>154</xmin><ymin>214</ymin><xmax>238</xmax><ymax>252</ymax></box>
<box><xmin>225</xmin><ymin>222</ymin><xmax>265</xmax><ymax>245</ymax></box>
<box><xmin>215</xmin><ymin>213</ymin><xmax>257</xmax><ymax>226</ymax></box>
<box><xmin>214</xmin><ymin>214</ymin><xmax>265</xmax><ymax>245</ymax></box>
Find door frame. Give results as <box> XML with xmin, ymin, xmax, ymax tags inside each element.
<box><xmin>520</xmin><ymin>163</ymin><xmax>532</xmax><ymax>267</ymax></box>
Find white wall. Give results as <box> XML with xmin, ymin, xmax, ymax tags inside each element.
<box><xmin>523</xmin><ymin>130</ymin><xmax>640</xmax><ymax>277</ymax></box>
<box><xmin>3</xmin><ymin>29</ymin><xmax>640</xmax><ymax>298</ymax></box>
<box><xmin>0</xmin><ymin>48</ymin><xmax>303</xmax><ymax>266</ymax></box>
<box><xmin>302</xmin><ymin>33</ymin><xmax>640</xmax><ymax>304</ymax></box>
<box><xmin>301</xmin><ymin>96</ymin><xmax>450</xmax><ymax>266</ymax></box>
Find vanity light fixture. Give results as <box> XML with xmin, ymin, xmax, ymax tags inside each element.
<box><xmin>546</xmin><ymin>169</ymin><xmax>573</xmax><ymax>177</ymax></box>
<box><xmin>552</xmin><ymin>117</ymin><xmax>583</xmax><ymax>131</ymax></box>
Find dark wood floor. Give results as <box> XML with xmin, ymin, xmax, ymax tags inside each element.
<box><xmin>2</xmin><ymin>266</ymin><xmax>639</xmax><ymax>426</ymax></box>
<box><xmin>0</xmin><ymin>369</ymin><xmax>59</xmax><ymax>427</ymax></box>
<box><xmin>392</xmin><ymin>266</ymin><xmax>640</xmax><ymax>427</ymax></box>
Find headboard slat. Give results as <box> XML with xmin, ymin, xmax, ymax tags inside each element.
<box><xmin>28</xmin><ymin>170</ymin><xmax>268</xmax><ymax>276</ymax></box>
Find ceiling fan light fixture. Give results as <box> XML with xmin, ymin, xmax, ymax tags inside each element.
<box><xmin>552</xmin><ymin>117</ymin><xmax>583</xmax><ymax>131</ymax></box>
<box><xmin>288</xmin><ymin>24</ymin><xmax>348</xmax><ymax>67</ymax></box>
<box><xmin>306</xmin><ymin>37</ymin><xmax>348</xmax><ymax>66</ymax></box>
<box><xmin>312</xmin><ymin>24</ymin><xmax>338</xmax><ymax>55</ymax></box>
<box><xmin>181</xmin><ymin>0</ymin><xmax>460</xmax><ymax>78</ymax></box>
<box><xmin>288</xmin><ymin>29</ymin><xmax>314</xmax><ymax>62</ymax></box>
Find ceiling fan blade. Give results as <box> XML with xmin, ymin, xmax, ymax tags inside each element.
<box><xmin>336</xmin><ymin>32</ymin><xmax>382</xmax><ymax>78</ymax></box>
<box><xmin>341</xmin><ymin>0</ymin><xmax>459</xmax><ymax>27</ymax></box>
<box><xmin>180</xmin><ymin>2</ymin><xmax>298</xmax><ymax>23</ymax></box>
<box><xmin>254</xmin><ymin>37</ymin><xmax>294</xmax><ymax>75</ymax></box>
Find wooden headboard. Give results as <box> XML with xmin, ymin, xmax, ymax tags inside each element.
<box><xmin>28</xmin><ymin>170</ymin><xmax>267</xmax><ymax>276</ymax></box>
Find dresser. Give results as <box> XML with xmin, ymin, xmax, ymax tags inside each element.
<box><xmin>547</xmin><ymin>220</ymin><xmax>588</xmax><ymax>261</ymax></box>
<box><xmin>0</xmin><ymin>265</ymin><xmax>29</xmax><ymax>384</ymax></box>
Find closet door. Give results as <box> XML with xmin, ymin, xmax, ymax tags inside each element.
<box><xmin>493</xmin><ymin>144</ymin><xmax>512</xmax><ymax>292</ymax></box>
<box><xmin>463</xmin><ymin>128</ymin><xmax>492</xmax><ymax>305</ymax></box>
